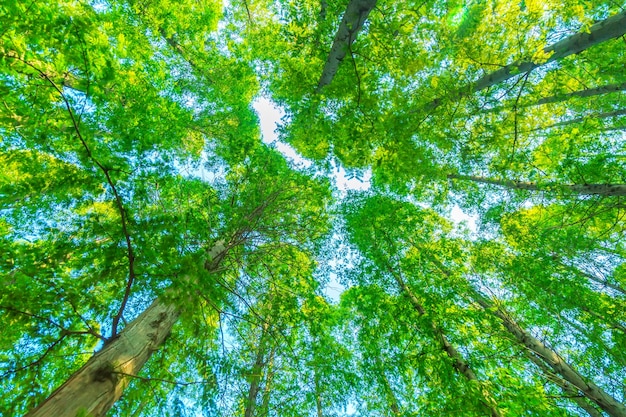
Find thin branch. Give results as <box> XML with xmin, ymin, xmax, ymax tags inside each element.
<box><xmin>5</xmin><ymin>55</ymin><xmax>137</xmax><ymax>338</ymax></box>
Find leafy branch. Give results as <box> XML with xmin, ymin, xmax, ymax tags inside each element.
<box><xmin>5</xmin><ymin>54</ymin><xmax>137</xmax><ymax>338</ymax></box>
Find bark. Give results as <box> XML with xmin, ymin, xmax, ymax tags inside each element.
<box><xmin>244</xmin><ymin>323</ymin><xmax>270</xmax><ymax>417</ymax></box>
<box><xmin>525</xmin><ymin>353</ymin><xmax>604</xmax><ymax>417</ymax></box>
<box><xmin>448</xmin><ymin>174</ymin><xmax>626</xmax><ymax>197</ymax></box>
<box><xmin>539</xmin><ymin>108</ymin><xmax>626</xmax><ymax>130</ymax></box>
<box><xmin>473</xmin><ymin>293</ymin><xmax>626</xmax><ymax>417</ymax></box>
<box><xmin>314</xmin><ymin>368</ymin><xmax>324</xmax><ymax>417</ymax></box>
<box><xmin>25</xmin><ymin>234</ymin><xmax>241</xmax><ymax>417</ymax></box>
<box><xmin>388</xmin><ymin>266</ymin><xmax>502</xmax><ymax>417</ymax></box>
<box><xmin>316</xmin><ymin>0</ymin><xmax>377</xmax><ymax>91</ymax></box>
<box><xmin>25</xmin><ymin>299</ymin><xmax>179</xmax><ymax>417</ymax></box>
<box><xmin>421</xmin><ymin>11</ymin><xmax>626</xmax><ymax>111</ymax></box>
<box><xmin>374</xmin><ymin>357</ymin><xmax>401</xmax><ymax>415</ymax></box>
<box><xmin>481</xmin><ymin>81</ymin><xmax>626</xmax><ymax>115</ymax></box>
<box><xmin>534</xmin><ymin>82</ymin><xmax>626</xmax><ymax>107</ymax></box>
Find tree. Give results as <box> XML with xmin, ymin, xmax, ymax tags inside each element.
<box><xmin>2</xmin><ymin>0</ymin><xmax>626</xmax><ymax>416</ymax></box>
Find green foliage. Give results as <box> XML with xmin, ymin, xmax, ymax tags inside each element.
<box><xmin>2</xmin><ymin>0</ymin><xmax>625</xmax><ymax>416</ymax></box>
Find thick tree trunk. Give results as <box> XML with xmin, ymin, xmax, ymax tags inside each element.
<box><xmin>25</xmin><ymin>234</ymin><xmax>239</xmax><ymax>417</ymax></box>
<box><xmin>448</xmin><ymin>174</ymin><xmax>626</xmax><ymax>196</ymax></box>
<box><xmin>25</xmin><ymin>299</ymin><xmax>179</xmax><ymax>417</ymax></box>
<box><xmin>421</xmin><ymin>11</ymin><xmax>626</xmax><ymax>111</ymax></box>
<box><xmin>473</xmin><ymin>293</ymin><xmax>626</xmax><ymax>417</ymax></box>
<box><xmin>388</xmin><ymin>266</ymin><xmax>502</xmax><ymax>417</ymax></box>
<box><xmin>316</xmin><ymin>0</ymin><xmax>377</xmax><ymax>91</ymax></box>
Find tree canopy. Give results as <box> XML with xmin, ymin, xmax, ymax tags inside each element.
<box><xmin>1</xmin><ymin>0</ymin><xmax>625</xmax><ymax>416</ymax></box>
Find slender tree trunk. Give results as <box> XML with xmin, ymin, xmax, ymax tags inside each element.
<box><xmin>244</xmin><ymin>324</ymin><xmax>269</xmax><ymax>417</ymax></box>
<box><xmin>316</xmin><ymin>0</ymin><xmax>377</xmax><ymax>91</ymax></box>
<box><xmin>25</xmin><ymin>299</ymin><xmax>179</xmax><ymax>417</ymax></box>
<box><xmin>260</xmin><ymin>346</ymin><xmax>275</xmax><ymax>416</ymax></box>
<box><xmin>387</xmin><ymin>266</ymin><xmax>502</xmax><ymax>417</ymax></box>
<box><xmin>525</xmin><ymin>352</ymin><xmax>604</xmax><ymax>417</ymax></box>
<box><xmin>534</xmin><ymin>82</ymin><xmax>626</xmax><ymax>107</ymax></box>
<box><xmin>481</xmin><ymin>81</ymin><xmax>626</xmax><ymax>115</ymax></box>
<box><xmin>472</xmin><ymin>293</ymin><xmax>626</xmax><ymax>417</ymax></box>
<box><xmin>448</xmin><ymin>173</ymin><xmax>626</xmax><ymax>196</ymax></box>
<box><xmin>421</xmin><ymin>11</ymin><xmax>626</xmax><ymax>111</ymax></box>
<box><xmin>374</xmin><ymin>356</ymin><xmax>401</xmax><ymax>415</ymax></box>
<box><xmin>537</xmin><ymin>108</ymin><xmax>626</xmax><ymax>130</ymax></box>
<box><xmin>314</xmin><ymin>368</ymin><xmax>324</xmax><ymax>417</ymax></box>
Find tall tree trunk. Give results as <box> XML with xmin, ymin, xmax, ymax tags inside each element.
<box><xmin>25</xmin><ymin>299</ymin><xmax>179</xmax><ymax>417</ymax></box>
<box><xmin>244</xmin><ymin>323</ymin><xmax>270</xmax><ymax>417</ymax></box>
<box><xmin>25</xmin><ymin>229</ymin><xmax>245</xmax><ymax>416</ymax></box>
<box><xmin>373</xmin><ymin>356</ymin><xmax>401</xmax><ymax>415</ymax></box>
<box><xmin>314</xmin><ymin>367</ymin><xmax>324</xmax><ymax>417</ymax></box>
<box><xmin>537</xmin><ymin>108</ymin><xmax>626</xmax><ymax>131</ymax></box>
<box><xmin>472</xmin><ymin>292</ymin><xmax>626</xmax><ymax>417</ymax></box>
<box><xmin>481</xmin><ymin>81</ymin><xmax>626</xmax><ymax>115</ymax></box>
<box><xmin>525</xmin><ymin>352</ymin><xmax>604</xmax><ymax>417</ymax></box>
<box><xmin>387</xmin><ymin>266</ymin><xmax>502</xmax><ymax>417</ymax></box>
<box><xmin>421</xmin><ymin>11</ymin><xmax>626</xmax><ymax>111</ymax></box>
<box><xmin>534</xmin><ymin>82</ymin><xmax>626</xmax><ymax>107</ymax></box>
<box><xmin>316</xmin><ymin>0</ymin><xmax>377</xmax><ymax>91</ymax></box>
<box><xmin>448</xmin><ymin>174</ymin><xmax>626</xmax><ymax>196</ymax></box>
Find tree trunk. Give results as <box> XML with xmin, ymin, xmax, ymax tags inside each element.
<box><xmin>534</xmin><ymin>82</ymin><xmax>626</xmax><ymax>107</ymax></box>
<box><xmin>473</xmin><ymin>293</ymin><xmax>626</xmax><ymax>417</ymax></box>
<box><xmin>314</xmin><ymin>368</ymin><xmax>324</xmax><ymax>417</ymax></box>
<box><xmin>25</xmin><ymin>233</ymin><xmax>240</xmax><ymax>416</ymax></box>
<box><xmin>525</xmin><ymin>352</ymin><xmax>604</xmax><ymax>417</ymax></box>
<box><xmin>448</xmin><ymin>174</ymin><xmax>626</xmax><ymax>197</ymax></box>
<box><xmin>481</xmin><ymin>81</ymin><xmax>626</xmax><ymax>115</ymax></box>
<box><xmin>421</xmin><ymin>11</ymin><xmax>626</xmax><ymax>111</ymax></box>
<box><xmin>316</xmin><ymin>0</ymin><xmax>377</xmax><ymax>91</ymax></box>
<box><xmin>374</xmin><ymin>356</ymin><xmax>401</xmax><ymax>415</ymax></box>
<box><xmin>387</xmin><ymin>266</ymin><xmax>502</xmax><ymax>417</ymax></box>
<box><xmin>25</xmin><ymin>299</ymin><xmax>179</xmax><ymax>417</ymax></box>
<box><xmin>244</xmin><ymin>324</ymin><xmax>269</xmax><ymax>417</ymax></box>
<box><xmin>537</xmin><ymin>108</ymin><xmax>626</xmax><ymax>131</ymax></box>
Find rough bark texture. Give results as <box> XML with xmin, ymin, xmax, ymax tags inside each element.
<box><xmin>421</xmin><ymin>11</ymin><xmax>626</xmax><ymax>111</ymax></box>
<box><xmin>389</xmin><ymin>267</ymin><xmax>502</xmax><ymax>417</ymax></box>
<box><xmin>474</xmin><ymin>294</ymin><xmax>626</xmax><ymax>417</ymax></box>
<box><xmin>25</xmin><ymin>299</ymin><xmax>179</xmax><ymax>417</ymax></box>
<box><xmin>316</xmin><ymin>0</ymin><xmax>377</xmax><ymax>91</ymax></box>
<box><xmin>448</xmin><ymin>174</ymin><xmax>626</xmax><ymax>196</ymax></box>
<box><xmin>25</xmin><ymin>235</ymin><xmax>238</xmax><ymax>417</ymax></box>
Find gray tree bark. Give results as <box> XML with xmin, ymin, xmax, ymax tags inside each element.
<box><xmin>473</xmin><ymin>293</ymin><xmax>626</xmax><ymax>417</ymax></box>
<box><xmin>448</xmin><ymin>174</ymin><xmax>626</xmax><ymax>197</ymax></box>
<box><xmin>422</xmin><ymin>11</ymin><xmax>626</xmax><ymax>111</ymax></box>
<box><xmin>316</xmin><ymin>0</ymin><xmax>377</xmax><ymax>91</ymax></box>
<box><xmin>525</xmin><ymin>352</ymin><xmax>604</xmax><ymax>417</ymax></box>
<box><xmin>388</xmin><ymin>266</ymin><xmax>502</xmax><ymax>417</ymax></box>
